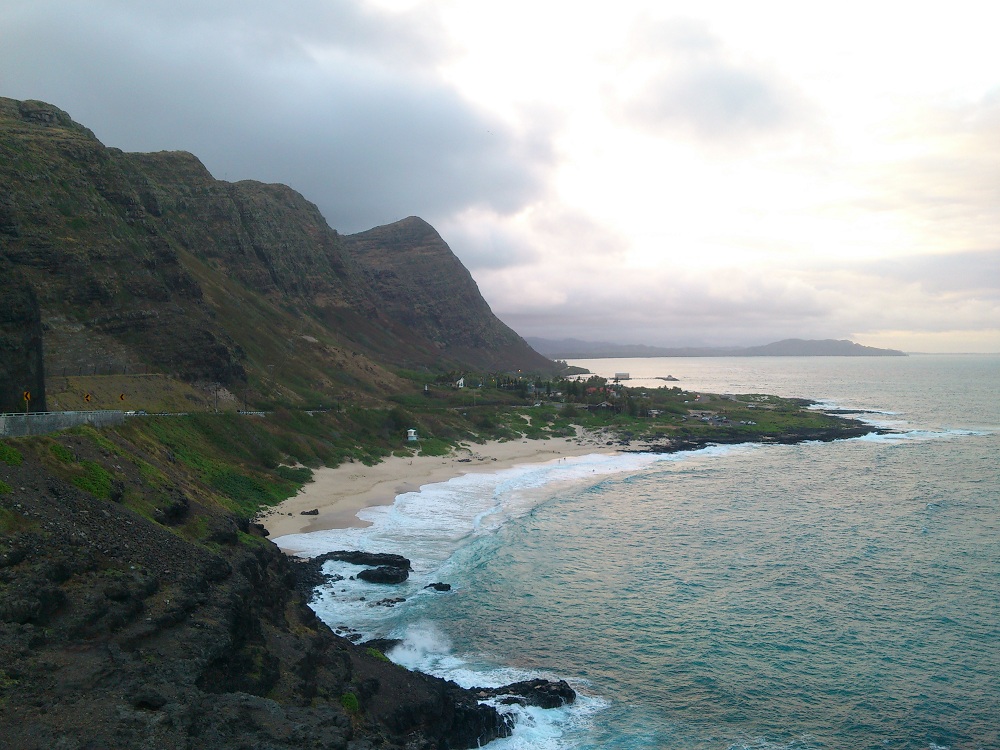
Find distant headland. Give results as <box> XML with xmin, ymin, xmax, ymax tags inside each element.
<box><xmin>527</xmin><ymin>337</ymin><xmax>907</xmax><ymax>359</ymax></box>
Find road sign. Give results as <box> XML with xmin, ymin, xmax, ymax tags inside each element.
<box><xmin>119</xmin><ymin>393</ymin><xmax>125</xmax><ymax>401</ymax></box>
<box><xmin>23</xmin><ymin>390</ymin><xmax>30</xmax><ymax>401</ymax></box>
<box><xmin>84</xmin><ymin>393</ymin><xmax>91</xmax><ymax>402</ymax></box>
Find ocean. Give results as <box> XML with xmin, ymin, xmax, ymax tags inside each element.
<box><xmin>275</xmin><ymin>354</ymin><xmax>1000</xmax><ymax>750</ymax></box>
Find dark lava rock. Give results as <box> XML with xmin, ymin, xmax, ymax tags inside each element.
<box><xmin>372</xmin><ymin>597</ymin><xmax>406</xmax><ymax>607</ymax></box>
<box><xmin>357</xmin><ymin>566</ymin><xmax>409</xmax><ymax>584</ymax></box>
<box><xmin>300</xmin><ymin>508</ymin><xmax>319</xmax><ymax>516</ymax></box>
<box><xmin>424</xmin><ymin>582</ymin><xmax>451</xmax><ymax>592</ymax></box>
<box><xmin>473</xmin><ymin>678</ymin><xmax>577</xmax><ymax>709</ymax></box>
<box><xmin>319</xmin><ymin>550</ymin><xmax>412</xmax><ymax>569</ymax></box>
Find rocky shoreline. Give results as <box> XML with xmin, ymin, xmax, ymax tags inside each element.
<box><xmin>625</xmin><ymin>421</ymin><xmax>885</xmax><ymax>454</ymax></box>
<box><xmin>0</xmin><ymin>417</ymin><xmax>876</xmax><ymax>749</ymax></box>
<box><xmin>0</xmin><ymin>438</ymin><xmax>570</xmax><ymax>749</ymax></box>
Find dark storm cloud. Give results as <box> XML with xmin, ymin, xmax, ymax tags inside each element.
<box><xmin>618</xmin><ymin>17</ymin><xmax>809</xmax><ymax>142</ymax></box>
<box><xmin>0</xmin><ymin>0</ymin><xmax>550</xmax><ymax>233</ymax></box>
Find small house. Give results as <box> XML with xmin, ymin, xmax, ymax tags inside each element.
<box><xmin>407</xmin><ymin>429</ymin><xmax>418</xmax><ymax>442</ymax></box>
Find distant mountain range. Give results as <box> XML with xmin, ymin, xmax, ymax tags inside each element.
<box><xmin>527</xmin><ymin>337</ymin><xmax>907</xmax><ymax>359</ymax></box>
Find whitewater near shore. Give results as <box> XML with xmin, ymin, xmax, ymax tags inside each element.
<box><xmin>258</xmin><ymin>431</ymin><xmax>616</xmax><ymax>547</ymax></box>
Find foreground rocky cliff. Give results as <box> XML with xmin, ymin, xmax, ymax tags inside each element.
<box><xmin>0</xmin><ymin>427</ymin><xmax>525</xmax><ymax>749</ymax></box>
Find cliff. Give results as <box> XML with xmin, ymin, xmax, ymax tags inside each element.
<box><xmin>343</xmin><ymin>217</ymin><xmax>553</xmax><ymax>373</ymax></box>
<box><xmin>0</xmin><ymin>270</ymin><xmax>46</xmax><ymax>412</ymax></box>
<box><xmin>0</xmin><ymin>97</ymin><xmax>554</xmax><ymax>408</ymax></box>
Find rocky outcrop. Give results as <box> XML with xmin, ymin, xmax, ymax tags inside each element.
<box><xmin>473</xmin><ymin>678</ymin><xmax>577</xmax><ymax>709</ymax></box>
<box><xmin>357</xmin><ymin>565</ymin><xmax>409</xmax><ymax>584</ymax></box>
<box><xmin>317</xmin><ymin>550</ymin><xmax>412</xmax><ymax>569</ymax></box>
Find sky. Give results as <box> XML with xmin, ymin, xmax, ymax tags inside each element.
<box><xmin>2</xmin><ymin>1</ymin><xmax>999</xmax><ymax>352</ymax></box>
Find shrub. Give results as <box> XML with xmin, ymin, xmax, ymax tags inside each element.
<box><xmin>340</xmin><ymin>692</ymin><xmax>360</xmax><ymax>713</ymax></box>
<box><xmin>365</xmin><ymin>647</ymin><xmax>391</xmax><ymax>663</ymax></box>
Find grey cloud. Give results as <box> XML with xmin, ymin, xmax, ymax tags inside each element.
<box><xmin>486</xmin><ymin>263</ymin><xmax>837</xmax><ymax>348</ymax></box>
<box><xmin>490</xmin><ymin>250</ymin><xmax>1000</xmax><ymax>349</ymax></box>
<box><xmin>630</xmin><ymin>66</ymin><xmax>791</xmax><ymax>137</ymax></box>
<box><xmin>442</xmin><ymin>206</ymin><xmax>626</xmax><ymax>273</ymax></box>
<box><xmin>439</xmin><ymin>222</ymin><xmax>540</xmax><ymax>271</ymax></box>
<box><xmin>617</xmin><ymin>17</ymin><xmax>810</xmax><ymax>142</ymax></box>
<box><xmin>865</xmin><ymin>250</ymin><xmax>1000</xmax><ymax>298</ymax></box>
<box><xmin>0</xmin><ymin>1</ymin><xmax>549</xmax><ymax>233</ymax></box>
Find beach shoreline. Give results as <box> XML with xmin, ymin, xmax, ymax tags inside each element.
<box><xmin>258</xmin><ymin>431</ymin><xmax>617</xmax><ymax>550</ymax></box>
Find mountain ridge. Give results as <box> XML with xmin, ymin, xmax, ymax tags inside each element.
<box><xmin>0</xmin><ymin>97</ymin><xmax>552</xmax><ymax>411</ymax></box>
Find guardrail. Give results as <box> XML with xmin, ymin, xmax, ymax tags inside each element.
<box><xmin>0</xmin><ymin>410</ymin><xmax>126</xmax><ymax>437</ymax></box>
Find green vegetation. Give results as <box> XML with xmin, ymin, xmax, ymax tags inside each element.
<box><xmin>0</xmin><ymin>443</ymin><xmax>23</xmax><ymax>466</ymax></box>
<box><xmin>50</xmin><ymin>443</ymin><xmax>75</xmax><ymax>463</ymax></box>
<box><xmin>4</xmin><ymin>365</ymin><xmax>861</xmax><ymax>541</ymax></box>
<box><xmin>72</xmin><ymin>461</ymin><xmax>113</xmax><ymax>499</ymax></box>
<box><xmin>339</xmin><ymin>692</ymin><xmax>360</xmax><ymax>714</ymax></box>
<box><xmin>365</xmin><ymin>647</ymin><xmax>391</xmax><ymax>663</ymax></box>
<box><xmin>0</xmin><ymin>480</ymin><xmax>11</xmax><ymax>495</ymax></box>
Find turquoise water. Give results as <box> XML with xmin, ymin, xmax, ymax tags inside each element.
<box><xmin>277</xmin><ymin>355</ymin><xmax>1000</xmax><ymax>749</ymax></box>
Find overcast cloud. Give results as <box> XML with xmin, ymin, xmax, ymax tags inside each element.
<box><xmin>0</xmin><ymin>0</ymin><xmax>549</xmax><ymax>232</ymax></box>
<box><xmin>2</xmin><ymin>0</ymin><xmax>998</xmax><ymax>352</ymax></box>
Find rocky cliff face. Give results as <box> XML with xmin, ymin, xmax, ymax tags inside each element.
<box><xmin>343</xmin><ymin>217</ymin><xmax>553</xmax><ymax>373</ymax></box>
<box><xmin>0</xmin><ymin>270</ymin><xmax>46</xmax><ymax>412</ymax></box>
<box><xmin>0</xmin><ymin>97</ymin><xmax>553</xmax><ymax>404</ymax></box>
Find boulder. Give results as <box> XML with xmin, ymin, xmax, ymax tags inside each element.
<box><xmin>357</xmin><ymin>566</ymin><xmax>409</xmax><ymax>584</ymax></box>
<box><xmin>473</xmin><ymin>678</ymin><xmax>576</xmax><ymax>709</ymax></box>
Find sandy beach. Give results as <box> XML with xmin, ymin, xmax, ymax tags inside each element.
<box><xmin>259</xmin><ymin>431</ymin><xmax>615</xmax><ymax>549</ymax></box>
